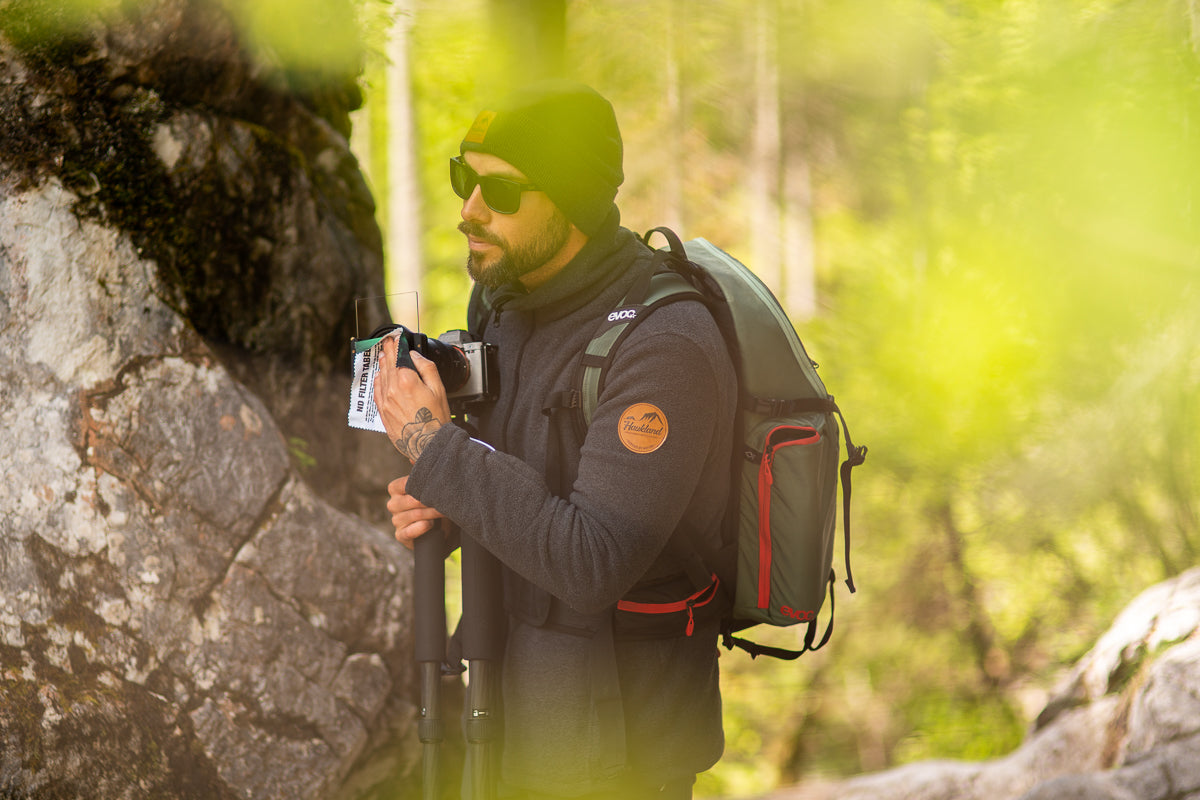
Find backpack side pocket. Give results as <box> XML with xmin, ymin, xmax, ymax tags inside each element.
<box><xmin>735</xmin><ymin>417</ymin><xmax>839</xmax><ymax>627</ymax></box>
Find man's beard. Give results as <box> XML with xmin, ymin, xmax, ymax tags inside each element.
<box><xmin>459</xmin><ymin>209</ymin><xmax>572</xmax><ymax>290</ymax></box>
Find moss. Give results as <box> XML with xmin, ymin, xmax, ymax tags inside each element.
<box><xmin>0</xmin><ymin>665</ymin><xmax>238</xmax><ymax>799</ymax></box>
<box><xmin>288</xmin><ymin>436</ymin><xmax>318</xmax><ymax>472</ymax></box>
<box><xmin>1107</xmin><ymin>634</ymin><xmax>1192</xmax><ymax>696</ymax></box>
<box><xmin>1</xmin><ymin>595</ymin><xmax>237</xmax><ymax>798</ymax></box>
<box><xmin>1106</xmin><ymin>641</ymin><xmax>1149</xmax><ymax>696</ymax></box>
<box><xmin>26</xmin><ymin>536</ymin><xmax>127</xmax><ymax>642</ymax></box>
<box><xmin>0</xmin><ymin>676</ymin><xmax>46</xmax><ymax>775</ymax></box>
<box><xmin>0</xmin><ymin>11</ymin><xmax>360</xmax><ymax>366</ymax></box>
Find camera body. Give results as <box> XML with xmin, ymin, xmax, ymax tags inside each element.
<box><xmin>434</xmin><ymin>329</ymin><xmax>498</xmax><ymax>408</ymax></box>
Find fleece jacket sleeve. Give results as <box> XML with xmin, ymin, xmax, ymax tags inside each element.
<box><xmin>406</xmin><ymin>326</ymin><xmax>726</xmax><ymax>615</ymax></box>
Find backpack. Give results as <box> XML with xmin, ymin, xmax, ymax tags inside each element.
<box><xmin>563</xmin><ymin>227</ymin><xmax>867</xmax><ymax>659</ymax></box>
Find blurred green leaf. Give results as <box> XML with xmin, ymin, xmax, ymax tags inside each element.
<box><xmin>350</xmin><ymin>0</ymin><xmax>1200</xmax><ymax>794</ymax></box>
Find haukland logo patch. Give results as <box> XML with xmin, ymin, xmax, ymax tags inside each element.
<box><xmin>618</xmin><ymin>403</ymin><xmax>669</xmax><ymax>453</ymax></box>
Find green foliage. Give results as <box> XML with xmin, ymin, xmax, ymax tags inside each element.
<box><xmin>346</xmin><ymin>0</ymin><xmax>1200</xmax><ymax>795</ymax></box>
<box><xmin>0</xmin><ymin>0</ymin><xmax>143</xmax><ymax>45</ymax></box>
<box><xmin>794</xmin><ymin>0</ymin><xmax>1200</xmax><ymax>786</ymax></box>
<box><xmin>218</xmin><ymin>0</ymin><xmax>365</xmax><ymax>76</ymax></box>
<box><xmin>1</xmin><ymin>0</ymin><xmax>372</xmax><ymax>80</ymax></box>
<box><xmin>892</xmin><ymin>688</ymin><xmax>1025</xmax><ymax>763</ymax></box>
<box><xmin>287</xmin><ymin>437</ymin><xmax>317</xmax><ymax>472</ymax></box>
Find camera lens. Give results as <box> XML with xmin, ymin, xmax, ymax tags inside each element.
<box><xmin>417</xmin><ymin>337</ymin><xmax>471</xmax><ymax>393</ymax></box>
<box><xmin>374</xmin><ymin>325</ymin><xmax>473</xmax><ymax>393</ymax></box>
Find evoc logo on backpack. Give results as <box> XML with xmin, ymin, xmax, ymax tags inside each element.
<box><xmin>781</xmin><ymin>606</ymin><xmax>817</xmax><ymax>622</ymax></box>
<box><xmin>607</xmin><ymin>308</ymin><xmax>639</xmax><ymax>323</ymax></box>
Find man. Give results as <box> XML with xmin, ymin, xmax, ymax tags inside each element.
<box><xmin>373</xmin><ymin>80</ymin><xmax>737</xmax><ymax>800</ymax></box>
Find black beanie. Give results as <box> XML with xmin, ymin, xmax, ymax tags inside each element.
<box><xmin>460</xmin><ymin>80</ymin><xmax>624</xmax><ymax>237</ymax></box>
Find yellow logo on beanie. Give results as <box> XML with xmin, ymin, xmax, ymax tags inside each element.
<box><xmin>464</xmin><ymin>110</ymin><xmax>497</xmax><ymax>144</ymax></box>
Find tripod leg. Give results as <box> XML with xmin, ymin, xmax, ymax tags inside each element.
<box><xmin>414</xmin><ymin>527</ymin><xmax>447</xmax><ymax>800</ymax></box>
<box><xmin>461</xmin><ymin>533</ymin><xmax>505</xmax><ymax>800</ymax></box>
<box><xmin>418</xmin><ymin>661</ymin><xmax>443</xmax><ymax>798</ymax></box>
<box><xmin>465</xmin><ymin>659</ymin><xmax>496</xmax><ymax>800</ymax></box>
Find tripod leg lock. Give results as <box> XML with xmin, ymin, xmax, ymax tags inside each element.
<box><xmin>418</xmin><ymin>718</ymin><xmax>445</xmax><ymax>744</ymax></box>
<box><xmin>465</xmin><ymin>711</ymin><xmax>498</xmax><ymax>744</ymax></box>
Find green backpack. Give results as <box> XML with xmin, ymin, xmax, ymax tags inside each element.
<box><xmin>567</xmin><ymin>228</ymin><xmax>867</xmax><ymax>659</ymax></box>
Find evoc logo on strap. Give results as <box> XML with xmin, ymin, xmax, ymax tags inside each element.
<box><xmin>607</xmin><ymin>308</ymin><xmax>639</xmax><ymax>323</ymax></box>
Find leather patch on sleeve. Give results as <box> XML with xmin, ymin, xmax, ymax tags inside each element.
<box><xmin>618</xmin><ymin>403</ymin><xmax>669</xmax><ymax>453</ymax></box>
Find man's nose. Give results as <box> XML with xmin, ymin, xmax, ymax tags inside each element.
<box><xmin>461</xmin><ymin>185</ymin><xmax>490</xmax><ymax>223</ymax></box>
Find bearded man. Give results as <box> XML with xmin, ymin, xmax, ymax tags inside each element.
<box><xmin>374</xmin><ymin>80</ymin><xmax>737</xmax><ymax>800</ymax></box>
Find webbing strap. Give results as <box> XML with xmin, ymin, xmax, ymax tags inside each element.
<box><xmin>579</xmin><ymin>326</ymin><xmax>628</xmax><ymax>425</ymax></box>
<box><xmin>745</xmin><ymin>395</ymin><xmax>837</xmax><ymax>417</ymax></box>
<box><xmin>722</xmin><ymin>571</ymin><xmax>836</xmax><ymax>660</ymax></box>
<box><xmin>832</xmin><ymin>403</ymin><xmax>867</xmax><ymax>593</ymax></box>
<box><xmin>616</xmin><ymin>574</ymin><xmax>721</xmax><ymax>637</ymax></box>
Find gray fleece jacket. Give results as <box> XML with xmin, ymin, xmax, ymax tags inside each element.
<box><xmin>407</xmin><ymin>212</ymin><xmax>737</xmax><ymax>796</ymax></box>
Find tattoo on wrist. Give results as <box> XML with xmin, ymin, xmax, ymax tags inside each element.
<box><xmin>395</xmin><ymin>407</ymin><xmax>440</xmax><ymax>462</ymax></box>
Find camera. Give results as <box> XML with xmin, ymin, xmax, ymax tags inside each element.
<box><xmin>363</xmin><ymin>324</ymin><xmax>498</xmax><ymax>409</ymax></box>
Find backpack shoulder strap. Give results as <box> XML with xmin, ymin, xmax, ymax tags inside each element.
<box><xmin>544</xmin><ymin>227</ymin><xmax>709</xmax><ymax>430</ymax></box>
<box><xmin>577</xmin><ymin>263</ymin><xmax>702</xmax><ymax>426</ymax></box>
<box><xmin>573</xmin><ymin>227</ymin><xmax>716</xmax><ymax>427</ymax></box>
<box><xmin>539</xmin><ymin>237</ymin><xmax>707</xmax><ymax>500</ymax></box>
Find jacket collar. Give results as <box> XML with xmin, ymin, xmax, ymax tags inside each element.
<box><xmin>484</xmin><ymin>209</ymin><xmax>648</xmax><ymax>322</ymax></box>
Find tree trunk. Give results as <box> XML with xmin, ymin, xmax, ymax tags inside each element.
<box><xmin>386</xmin><ymin>0</ymin><xmax>424</xmax><ymax>327</ymax></box>
<box><xmin>783</xmin><ymin>145</ymin><xmax>817</xmax><ymax>319</ymax></box>
<box><xmin>662</xmin><ymin>0</ymin><xmax>685</xmax><ymax>235</ymax></box>
<box><xmin>937</xmin><ymin>503</ymin><xmax>1006</xmax><ymax>689</ymax></box>
<box><xmin>1191</xmin><ymin>0</ymin><xmax>1200</xmax><ymax>55</ymax></box>
<box><xmin>750</xmin><ymin>0</ymin><xmax>782</xmax><ymax>294</ymax></box>
<box><xmin>779</xmin><ymin>2</ymin><xmax>818</xmax><ymax>320</ymax></box>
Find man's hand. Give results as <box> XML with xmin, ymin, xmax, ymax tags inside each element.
<box><xmin>373</xmin><ymin>335</ymin><xmax>452</xmax><ymax>463</ymax></box>
<box><xmin>387</xmin><ymin>475</ymin><xmax>444</xmax><ymax>548</ymax></box>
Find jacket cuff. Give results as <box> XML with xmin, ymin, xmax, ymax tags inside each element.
<box><xmin>407</xmin><ymin>423</ymin><xmax>462</xmax><ymax>495</ymax></box>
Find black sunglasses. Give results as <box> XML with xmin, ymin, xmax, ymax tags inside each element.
<box><xmin>449</xmin><ymin>156</ymin><xmax>539</xmax><ymax>215</ymax></box>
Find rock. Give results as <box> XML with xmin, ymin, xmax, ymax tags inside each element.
<box><xmin>1122</xmin><ymin>638</ymin><xmax>1200</xmax><ymax>760</ymax></box>
<box><xmin>770</xmin><ymin>567</ymin><xmax>1200</xmax><ymax>800</ymax></box>
<box><xmin>0</xmin><ymin>0</ymin><xmax>398</xmax><ymax>524</ymax></box>
<box><xmin>0</xmin><ymin>3</ymin><xmax>421</xmax><ymax>797</ymax></box>
<box><xmin>1015</xmin><ymin>774</ymin><xmax>1138</xmax><ymax>800</ymax></box>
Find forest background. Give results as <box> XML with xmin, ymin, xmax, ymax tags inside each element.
<box><xmin>348</xmin><ymin>2</ymin><xmax>1199</xmax><ymax>796</ymax></box>
<box><xmin>23</xmin><ymin>0</ymin><xmax>1198</xmax><ymax>797</ymax></box>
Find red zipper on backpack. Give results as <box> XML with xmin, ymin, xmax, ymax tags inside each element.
<box><xmin>757</xmin><ymin>425</ymin><xmax>821</xmax><ymax>609</ymax></box>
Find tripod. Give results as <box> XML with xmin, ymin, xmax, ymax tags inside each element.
<box><xmin>414</xmin><ymin>523</ymin><xmax>505</xmax><ymax>800</ymax></box>
<box><xmin>460</xmin><ymin>532</ymin><xmax>505</xmax><ymax>800</ymax></box>
<box><xmin>413</xmin><ymin>529</ymin><xmax>447</xmax><ymax>800</ymax></box>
